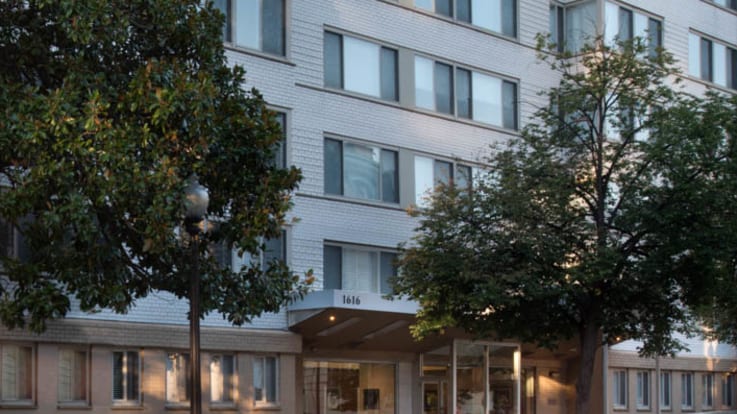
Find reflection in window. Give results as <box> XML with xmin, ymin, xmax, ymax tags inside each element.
<box><xmin>323</xmin><ymin>245</ymin><xmax>397</xmax><ymax>294</ymax></box>
<box><xmin>254</xmin><ymin>356</ymin><xmax>278</xmax><ymax>406</ymax></box>
<box><xmin>324</xmin><ymin>32</ymin><xmax>398</xmax><ymax>101</ymax></box>
<box><xmin>456</xmin><ymin>342</ymin><xmax>485</xmax><ymax>414</ymax></box>
<box><xmin>210</xmin><ymin>354</ymin><xmax>235</xmax><ymax>404</ymax></box>
<box><xmin>213</xmin><ymin>0</ymin><xmax>285</xmax><ymax>56</ymax></box>
<box><xmin>303</xmin><ymin>361</ymin><xmax>396</xmax><ymax>414</ymax></box>
<box><xmin>325</xmin><ymin>139</ymin><xmax>399</xmax><ymax>203</ymax></box>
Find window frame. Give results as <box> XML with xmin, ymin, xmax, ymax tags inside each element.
<box><xmin>413</xmin><ymin>0</ymin><xmax>517</xmax><ymax>38</ymax></box>
<box><xmin>210</xmin><ymin>353</ymin><xmax>237</xmax><ymax>406</ymax></box>
<box><xmin>324</xmin><ymin>136</ymin><xmax>400</xmax><ymax>204</ymax></box>
<box><xmin>323</xmin><ymin>30</ymin><xmax>399</xmax><ymax>101</ymax></box>
<box><xmin>636</xmin><ymin>370</ymin><xmax>650</xmax><ymax>409</ymax></box>
<box><xmin>688</xmin><ymin>31</ymin><xmax>737</xmax><ymax>90</ymax></box>
<box><xmin>214</xmin><ymin>0</ymin><xmax>287</xmax><ymax>57</ymax></box>
<box><xmin>0</xmin><ymin>343</ymin><xmax>34</xmax><ymax>406</ymax></box>
<box><xmin>660</xmin><ymin>371</ymin><xmax>672</xmax><ymax>410</ymax></box>
<box><xmin>413</xmin><ymin>54</ymin><xmax>518</xmax><ymax>130</ymax></box>
<box><xmin>723</xmin><ymin>373</ymin><xmax>735</xmax><ymax>407</ymax></box>
<box><xmin>57</xmin><ymin>347</ymin><xmax>90</xmax><ymax>406</ymax></box>
<box><xmin>550</xmin><ymin>0</ymin><xmax>598</xmax><ymax>53</ymax></box>
<box><xmin>112</xmin><ymin>350</ymin><xmax>141</xmax><ymax>406</ymax></box>
<box><xmin>681</xmin><ymin>372</ymin><xmax>694</xmax><ymax>410</ymax></box>
<box><xmin>165</xmin><ymin>352</ymin><xmax>191</xmax><ymax>407</ymax></box>
<box><xmin>253</xmin><ymin>355</ymin><xmax>279</xmax><ymax>408</ymax></box>
<box><xmin>323</xmin><ymin>243</ymin><xmax>399</xmax><ymax>295</ymax></box>
<box><xmin>414</xmin><ymin>154</ymin><xmax>474</xmax><ymax>206</ymax></box>
<box><xmin>612</xmin><ymin>369</ymin><xmax>628</xmax><ymax>409</ymax></box>
<box><xmin>702</xmin><ymin>372</ymin><xmax>714</xmax><ymax>408</ymax></box>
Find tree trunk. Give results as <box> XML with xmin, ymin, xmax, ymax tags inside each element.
<box><xmin>575</xmin><ymin>320</ymin><xmax>600</xmax><ymax>414</ymax></box>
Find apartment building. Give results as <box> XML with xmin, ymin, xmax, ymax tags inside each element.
<box><xmin>0</xmin><ymin>1</ymin><xmax>736</xmax><ymax>414</ymax></box>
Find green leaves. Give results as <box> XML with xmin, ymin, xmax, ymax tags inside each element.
<box><xmin>0</xmin><ymin>0</ymin><xmax>309</xmax><ymax>332</ymax></box>
<box><xmin>395</xmin><ymin>37</ymin><xmax>737</xmax><ymax>354</ymax></box>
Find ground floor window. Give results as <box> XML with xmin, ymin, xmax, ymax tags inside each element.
<box><xmin>303</xmin><ymin>361</ymin><xmax>396</xmax><ymax>414</ymax></box>
<box><xmin>58</xmin><ymin>348</ymin><xmax>88</xmax><ymax>404</ymax></box>
<box><xmin>0</xmin><ymin>344</ymin><xmax>33</xmax><ymax>404</ymax></box>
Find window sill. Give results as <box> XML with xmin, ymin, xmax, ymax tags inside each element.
<box><xmin>111</xmin><ymin>403</ymin><xmax>144</xmax><ymax>410</ymax></box>
<box><xmin>299</xmin><ymin>193</ymin><xmax>405</xmax><ymax>212</ymax></box>
<box><xmin>0</xmin><ymin>402</ymin><xmax>35</xmax><ymax>409</ymax></box>
<box><xmin>253</xmin><ymin>403</ymin><xmax>281</xmax><ymax>411</ymax></box>
<box><xmin>164</xmin><ymin>404</ymin><xmax>190</xmax><ymax>411</ymax></box>
<box><xmin>58</xmin><ymin>402</ymin><xmax>92</xmax><ymax>410</ymax></box>
<box><xmin>377</xmin><ymin>0</ymin><xmax>520</xmax><ymax>44</ymax></box>
<box><xmin>210</xmin><ymin>403</ymin><xmax>238</xmax><ymax>411</ymax></box>
<box><xmin>701</xmin><ymin>0</ymin><xmax>737</xmax><ymax>15</ymax></box>
<box><xmin>685</xmin><ymin>74</ymin><xmax>736</xmax><ymax>93</ymax></box>
<box><xmin>223</xmin><ymin>44</ymin><xmax>295</xmax><ymax>67</ymax></box>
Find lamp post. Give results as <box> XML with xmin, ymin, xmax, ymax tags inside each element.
<box><xmin>184</xmin><ymin>176</ymin><xmax>209</xmax><ymax>414</ymax></box>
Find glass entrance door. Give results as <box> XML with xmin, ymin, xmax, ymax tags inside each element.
<box><xmin>423</xmin><ymin>381</ymin><xmax>448</xmax><ymax>414</ymax></box>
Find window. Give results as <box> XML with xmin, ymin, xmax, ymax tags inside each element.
<box><xmin>712</xmin><ymin>0</ymin><xmax>737</xmax><ymax>10</ymax></box>
<box><xmin>210</xmin><ymin>354</ymin><xmax>235</xmax><ymax>405</ymax></box>
<box><xmin>689</xmin><ymin>33</ymin><xmax>737</xmax><ymax>90</ymax></box>
<box><xmin>214</xmin><ymin>230</ymin><xmax>286</xmax><ymax>271</ymax></box>
<box><xmin>324</xmin><ymin>32</ymin><xmax>398</xmax><ymax>101</ymax></box>
<box><xmin>703</xmin><ymin>373</ymin><xmax>714</xmax><ymax>408</ymax></box>
<box><xmin>636</xmin><ymin>371</ymin><xmax>650</xmax><ymax>409</ymax></box>
<box><xmin>550</xmin><ymin>1</ymin><xmax>597</xmax><ymax>53</ymax></box>
<box><xmin>0</xmin><ymin>218</ymin><xmax>29</xmax><ymax>261</ymax></box>
<box><xmin>273</xmin><ymin>111</ymin><xmax>287</xmax><ymax>169</ymax></box>
<box><xmin>414</xmin><ymin>56</ymin><xmax>517</xmax><ymax>129</ymax></box>
<box><xmin>682</xmin><ymin>372</ymin><xmax>694</xmax><ymax>409</ymax></box>
<box><xmin>604</xmin><ymin>2</ymin><xmax>662</xmax><ymax>56</ymax></box>
<box><xmin>323</xmin><ymin>244</ymin><xmax>397</xmax><ymax>294</ymax></box>
<box><xmin>166</xmin><ymin>353</ymin><xmax>190</xmax><ymax>405</ymax></box>
<box><xmin>723</xmin><ymin>374</ymin><xmax>734</xmax><ymax>407</ymax></box>
<box><xmin>58</xmin><ymin>349</ymin><xmax>87</xmax><ymax>404</ymax></box>
<box><xmin>613</xmin><ymin>369</ymin><xmax>627</xmax><ymax>409</ymax></box>
<box><xmin>213</xmin><ymin>0</ymin><xmax>285</xmax><ymax>56</ymax></box>
<box><xmin>0</xmin><ymin>344</ymin><xmax>33</xmax><ymax>404</ymax></box>
<box><xmin>414</xmin><ymin>156</ymin><xmax>472</xmax><ymax>205</ymax></box>
<box><xmin>324</xmin><ymin>138</ymin><xmax>399</xmax><ymax>203</ymax></box>
<box><xmin>112</xmin><ymin>351</ymin><xmax>140</xmax><ymax>405</ymax></box>
<box><xmin>660</xmin><ymin>371</ymin><xmax>671</xmax><ymax>410</ymax></box>
<box><xmin>415</xmin><ymin>0</ymin><xmax>517</xmax><ymax>37</ymax></box>
<box><xmin>303</xmin><ymin>361</ymin><xmax>396</xmax><ymax>414</ymax></box>
<box><xmin>253</xmin><ymin>356</ymin><xmax>278</xmax><ymax>406</ymax></box>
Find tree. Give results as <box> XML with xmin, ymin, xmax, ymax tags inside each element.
<box><xmin>393</xmin><ymin>37</ymin><xmax>737</xmax><ymax>414</ymax></box>
<box><xmin>0</xmin><ymin>0</ymin><xmax>310</xmax><ymax>333</ymax></box>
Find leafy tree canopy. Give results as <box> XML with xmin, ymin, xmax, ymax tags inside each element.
<box><xmin>0</xmin><ymin>0</ymin><xmax>310</xmax><ymax>332</ymax></box>
<box><xmin>394</xmin><ymin>37</ymin><xmax>737</xmax><ymax>414</ymax></box>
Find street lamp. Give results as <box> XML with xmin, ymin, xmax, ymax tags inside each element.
<box><xmin>184</xmin><ymin>175</ymin><xmax>209</xmax><ymax>414</ymax></box>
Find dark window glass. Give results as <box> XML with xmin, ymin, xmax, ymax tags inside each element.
<box><xmin>381</xmin><ymin>150</ymin><xmax>399</xmax><ymax>203</ymax></box>
<box><xmin>502</xmin><ymin>0</ymin><xmax>516</xmax><ymax>37</ymax></box>
<box><xmin>324</xmin><ymin>139</ymin><xmax>342</xmax><ymax>195</ymax></box>
<box><xmin>380</xmin><ymin>47</ymin><xmax>398</xmax><ymax>101</ymax></box>
<box><xmin>0</xmin><ymin>218</ymin><xmax>12</xmax><ymax>257</ymax></box>
<box><xmin>456</xmin><ymin>68</ymin><xmax>472</xmax><ymax>119</ymax></box>
<box><xmin>457</xmin><ymin>0</ymin><xmax>471</xmax><ymax>22</ymax></box>
<box><xmin>262</xmin><ymin>0</ymin><xmax>285</xmax><ymax>55</ymax></box>
<box><xmin>263</xmin><ymin>231</ymin><xmax>286</xmax><ymax>268</ymax></box>
<box><xmin>213</xmin><ymin>0</ymin><xmax>230</xmax><ymax>42</ymax></box>
<box><xmin>618</xmin><ymin>8</ymin><xmax>633</xmax><ymax>41</ymax></box>
<box><xmin>728</xmin><ymin>47</ymin><xmax>737</xmax><ymax>90</ymax></box>
<box><xmin>323</xmin><ymin>245</ymin><xmax>342</xmax><ymax>290</ymax></box>
<box><xmin>435</xmin><ymin>62</ymin><xmax>453</xmax><ymax>115</ymax></box>
<box><xmin>379</xmin><ymin>252</ymin><xmax>397</xmax><ymax>295</ymax></box>
<box><xmin>436</xmin><ymin>0</ymin><xmax>452</xmax><ymax>17</ymax></box>
<box><xmin>647</xmin><ymin>19</ymin><xmax>662</xmax><ymax>58</ymax></box>
<box><xmin>701</xmin><ymin>38</ymin><xmax>713</xmax><ymax>82</ymax></box>
<box><xmin>502</xmin><ymin>81</ymin><xmax>518</xmax><ymax>130</ymax></box>
<box><xmin>324</xmin><ymin>32</ymin><xmax>343</xmax><ymax>89</ymax></box>
<box><xmin>434</xmin><ymin>160</ymin><xmax>452</xmax><ymax>186</ymax></box>
<box><xmin>455</xmin><ymin>165</ymin><xmax>472</xmax><ymax>189</ymax></box>
<box><xmin>273</xmin><ymin>112</ymin><xmax>286</xmax><ymax>168</ymax></box>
